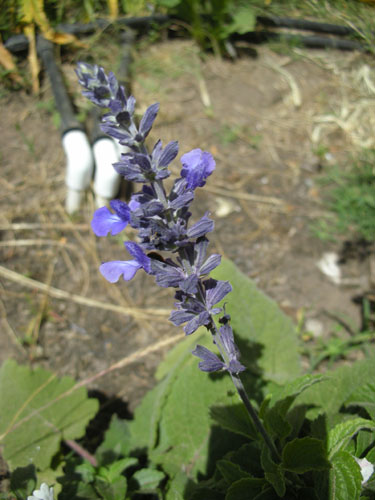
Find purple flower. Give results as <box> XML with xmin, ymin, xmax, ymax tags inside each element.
<box><xmin>91</xmin><ymin>200</ymin><xmax>131</xmax><ymax>237</ymax></box>
<box><xmin>169</xmin><ymin>279</ymin><xmax>232</xmax><ymax>335</ymax></box>
<box><xmin>181</xmin><ymin>149</ymin><xmax>216</xmax><ymax>189</ymax></box>
<box><xmin>220</xmin><ymin>324</ymin><xmax>246</xmax><ymax>374</ymax></box>
<box><xmin>191</xmin><ymin>345</ymin><xmax>225</xmax><ymax>372</ymax></box>
<box><xmin>99</xmin><ymin>241</ymin><xmax>151</xmax><ymax>283</ymax></box>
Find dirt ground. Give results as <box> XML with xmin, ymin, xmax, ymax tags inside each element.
<box><xmin>0</xmin><ymin>38</ymin><xmax>374</xmax><ymax>410</ymax></box>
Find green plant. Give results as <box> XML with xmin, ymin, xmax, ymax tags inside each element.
<box><xmin>313</xmin><ymin>150</ymin><xmax>375</xmax><ymax>243</ymax></box>
<box><xmin>158</xmin><ymin>0</ymin><xmax>256</xmax><ymax>55</ymax></box>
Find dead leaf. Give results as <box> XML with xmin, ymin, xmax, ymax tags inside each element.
<box><xmin>0</xmin><ymin>38</ymin><xmax>23</xmax><ymax>84</ymax></box>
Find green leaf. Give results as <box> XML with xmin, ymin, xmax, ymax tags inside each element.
<box><xmin>10</xmin><ymin>465</ymin><xmax>36</xmax><ymax>499</ymax></box>
<box><xmin>96</xmin><ymin>415</ymin><xmax>132</xmax><ymax>465</ymax></box>
<box><xmin>297</xmin><ymin>357</ymin><xmax>375</xmax><ymax>421</ymax></box>
<box><xmin>150</xmin><ymin>348</ymin><xmax>242</xmax><ymax>479</ymax></box>
<box><xmin>98</xmin><ymin>457</ymin><xmax>138</xmax><ymax>482</ymax></box>
<box><xmin>268</xmin><ymin>374</ymin><xmax>326</xmax><ymax>417</ymax></box>
<box><xmin>95</xmin><ymin>476</ymin><xmax>127</xmax><ymax>500</ymax></box>
<box><xmin>212</xmin><ymin>259</ymin><xmax>301</xmax><ymax>384</ymax></box>
<box><xmin>345</xmin><ymin>383</ymin><xmax>375</xmax><ymax>420</ymax></box>
<box><xmin>165</xmin><ymin>470</ymin><xmax>188</xmax><ymax>500</ymax></box>
<box><xmin>129</xmin><ymin>374</ymin><xmax>174</xmax><ymax>452</ymax></box>
<box><xmin>0</xmin><ymin>359</ymin><xmax>99</xmax><ymax>471</ymax></box>
<box><xmin>217</xmin><ymin>459</ymin><xmax>252</xmax><ymax>484</ymax></box>
<box><xmin>261</xmin><ymin>445</ymin><xmax>285</xmax><ymax>497</ymax></box>
<box><xmin>263</xmin><ymin>407</ymin><xmax>291</xmax><ymax>441</ymax></box>
<box><xmin>329</xmin><ymin>451</ymin><xmax>362</xmax><ymax>500</ymax></box>
<box><xmin>229</xmin><ymin>442</ymin><xmax>263</xmax><ymax>477</ymax></box>
<box><xmin>210</xmin><ymin>404</ymin><xmax>257</xmax><ymax>440</ymax></box>
<box><xmin>157</xmin><ymin>0</ymin><xmax>180</xmax><ymax>7</ymax></box>
<box><xmin>225</xmin><ymin>478</ymin><xmax>266</xmax><ymax>500</ymax></box>
<box><xmin>131</xmin><ymin>468</ymin><xmax>165</xmax><ymax>491</ymax></box>
<box><xmin>281</xmin><ymin>437</ymin><xmax>330</xmax><ymax>473</ymax></box>
<box><xmin>130</xmin><ymin>332</ymin><xmax>201</xmax><ymax>453</ymax></box>
<box><xmin>355</xmin><ymin>429</ymin><xmax>375</xmax><ymax>457</ymax></box>
<box><xmin>224</xmin><ymin>6</ymin><xmax>256</xmax><ymax>37</ymax></box>
<box><xmin>327</xmin><ymin>418</ymin><xmax>375</xmax><ymax>458</ymax></box>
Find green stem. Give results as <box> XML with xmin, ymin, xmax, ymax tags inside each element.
<box><xmin>230</xmin><ymin>373</ymin><xmax>280</xmax><ymax>463</ymax></box>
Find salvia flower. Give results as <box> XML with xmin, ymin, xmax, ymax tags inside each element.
<box><xmin>181</xmin><ymin>148</ymin><xmax>216</xmax><ymax>189</ymax></box>
<box><xmin>99</xmin><ymin>241</ymin><xmax>151</xmax><ymax>283</ymax></box>
<box><xmin>91</xmin><ymin>200</ymin><xmax>131</xmax><ymax>236</ymax></box>
<box><xmin>76</xmin><ymin>62</ymin><xmax>246</xmax><ymax>376</ymax></box>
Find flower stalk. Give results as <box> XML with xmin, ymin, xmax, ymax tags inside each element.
<box><xmin>76</xmin><ymin>61</ymin><xmax>279</xmax><ymax>463</ymax></box>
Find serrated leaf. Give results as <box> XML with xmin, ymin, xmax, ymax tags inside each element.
<box><xmin>165</xmin><ymin>470</ymin><xmax>188</xmax><ymax>500</ymax></box>
<box><xmin>96</xmin><ymin>415</ymin><xmax>132</xmax><ymax>465</ymax></box>
<box><xmin>98</xmin><ymin>457</ymin><xmax>137</xmax><ymax>482</ymax></box>
<box><xmin>355</xmin><ymin>429</ymin><xmax>375</xmax><ymax>457</ymax></box>
<box><xmin>329</xmin><ymin>451</ymin><xmax>362</xmax><ymax>500</ymax></box>
<box><xmin>297</xmin><ymin>357</ymin><xmax>375</xmax><ymax>421</ymax></box>
<box><xmin>210</xmin><ymin>404</ymin><xmax>257</xmax><ymax>440</ymax></box>
<box><xmin>345</xmin><ymin>383</ymin><xmax>375</xmax><ymax>421</ymax></box>
<box><xmin>0</xmin><ymin>359</ymin><xmax>98</xmax><ymax>470</ymax></box>
<box><xmin>229</xmin><ymin>442</ymin><xmax>263</xmax><ymax>477</ymax></box>
<box><xmin>268</xmin><ymin>374</ymin><xmax>326</xmax><ymax>417</ymax></box>
<box><xmin>95</xmin><ymin>476</ymin><xmax>127</xmax><ymax>500</ymax></box>
<box><xmin>132</xmin><ymin>468</ymin><xmax>165</xmax><ymax>491</ymax></box>
<box><xmin>281</xmin><ymin>437</ymin><xmax>330</xmax><ymax>473</ymax></box>
<box><xmin>212</xmin><ymin>259</ymin><xmax>301</xmax><ymax>383</ymax></box>
<box><xmin>264</xmin><ymin>407</ymin><xmax>291</xmax><ymax>440</ymax></box>
<box><xmin>217</xmin><ymin>459</ymin><xmax>252</xmax><ymax>484</ymax></box>
<box><xmin>328</xmin><ymin>418</ymin><xmax>375</xmax><ymax>458</ymax></box>
<box><xmin>225</xmin><ymin>477</ymin><xmax>266</xmax><ymax>499</ymax></box>
<box><xmin>261</xmin><ymin>445</ymin><xmax>285</xmax><ymax>497</ymax></box>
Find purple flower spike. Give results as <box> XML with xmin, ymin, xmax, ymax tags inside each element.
<box><xmin>99</xmin><ymin>241</ymin><xmax>151</xmax><ymax>283</ymax></box>
<box><xmin>181</xmin><ymin>149</ymin><xmax>216</xmax><ymax>189</ymax></box>
<box><xmin>192</xmin><ymin>345</ymin><xmax>225</xmax><ymax>372</ymax></box>
<box><xmin>91</xmin><ymin>200</ymin><xmax>131</xmax><ymax>237</ymax></box>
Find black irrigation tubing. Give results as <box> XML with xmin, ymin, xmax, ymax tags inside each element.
<box><xmin>37</xmin><ymin>36</ymin><xmax>82</xmax><ymax>133</ymax></box>
<box><xmin>4</xmin><ymin>13</ymin><xmax>369</xmax><ymax>55</ymax></box>
<box><xmin>233</xmin><ymin>30</ymin><xmax>368</xmax><ymax>52</ymax></box>
<box><xmin>4</xmin><ymin>14</ymin><xmax>170</xmax><ymax>53</ymax></box>
<box><xmin>256</xmin><ymin>15</ymin><xmax>358</xmax><ymax>37</ymax></box>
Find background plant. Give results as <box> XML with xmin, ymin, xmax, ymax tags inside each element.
<box><xmin>312</xmin><ymin>149</ymin><xmax>375</xmax><ymax>243</ymax></box>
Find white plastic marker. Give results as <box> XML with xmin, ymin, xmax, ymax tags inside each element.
<box><xmin>37</xmin><ymin>36</ymin><xmax>94</xmax><ymax>214</ymax></box>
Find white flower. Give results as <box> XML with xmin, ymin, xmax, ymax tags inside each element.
<box><xmin>354</xmin><ymin>457</ymin><xmax>374</xmax><ymax>485</ymax></box>
<box><xmin>27</xmin><ymin>483</ymin><xmax>54</xmax><ymax>500</ymax></box>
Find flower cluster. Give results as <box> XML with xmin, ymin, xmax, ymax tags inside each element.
<box><xmin>76</xmin><ymin>62</ymin><xmax>245</xmax><ymax>375</ymax></box>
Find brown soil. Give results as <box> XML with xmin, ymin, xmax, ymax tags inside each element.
<box><xmin>0</xmin><ymin>39</ymin><xmax>374</xmax><ymax>410</ymax></box>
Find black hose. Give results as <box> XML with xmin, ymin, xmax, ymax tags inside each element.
<box><xmin>56</xmin><ymin>14</ymin><xmax>170</xmax><ymax>35</ymax></box>
<box><xmin>37</xmin><ymin>36</ymin><xmax>82</xmax><ymax>133</ymax></box>
<box><xmin>257</xmin><ymin>16</ymin><xmax>357</xmax><ymax>37</ymax></box>
<box><xmin>233</xmin><ymin>31</ymin><xmax>367</xmax><ymax>52</ymax></box>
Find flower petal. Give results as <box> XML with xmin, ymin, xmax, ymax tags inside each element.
<box><xmin>192</xmin><ymin>345</ymin><xmax>225</xmax><ymax>372</ymax></box>
<box><xmin>91</xmin><ymin>206</ymin><xmax>128</xmax><ymax>236</ymax></box>
<box><xmin>125</xmin><ymin>241</ymin><xmax>151</xmax><ymax>273</ymax></box>
<box><xmin>181</xmin><ymin>149</ymin><xmax>216</xmax><ymax>189</ymax></box>
<box><xmin>100</xmin><ymin>260</ymin><xmax>141</xmax><ymax>283</ymax></box>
